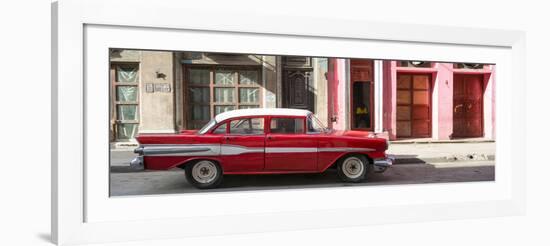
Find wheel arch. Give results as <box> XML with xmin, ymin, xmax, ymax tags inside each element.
<box><xmin>176</xmin><ymin>157</ymin><xmax>223</xmax><ymax>170</ymax></box>
<box><xmin>321</xmin><ymin>152</ymin><xmax>373</xmax><ymax>172</ymax></box>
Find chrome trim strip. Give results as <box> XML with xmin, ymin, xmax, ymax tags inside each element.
<box><xmin>318</xmin><ymin>147</ymin><xmax>375</xmax><ymax>152</ymax></box>
<box><xmin>143</xmin><ymin>147</ymin><xmax>211</xmax><ymax>155</ymax></box>
<box><xmin>221</xmin><ymin>144</ymin><xmax>264</xmax><ymax>155</ymax></box>
<box><xmin>265</xmin><ymin>147</ymin><xmax>317</xmax><ymax>153</ymax></box>
<box><xmin>138</xmin><ymin>144</ymin><xmax>375</xmax><ymax>156</ymax></box>
<box><xmin>141</xmin><ymin>144</ymin><xmax>220</xmax><ymax>156</ymax></box>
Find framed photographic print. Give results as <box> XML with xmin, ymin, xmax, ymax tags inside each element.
<box><xmin>52</xmin><ymin>0</ymin><xmax>525</xmax><ymax>245</ymax></box>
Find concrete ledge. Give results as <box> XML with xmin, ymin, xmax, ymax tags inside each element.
<box><xmin>111</xmin><ymin>141</ymin><xmax>139</xmax><ymax>150</ymax></box>
<box><xmin>390</xmin><ymin>138</ymin><xmax>495</xmax><ymax>144</ymax></box>
<box><xmin>392</xmin><ymin>154</ymin><xmax>495</xmax><ymax>164</ymax></box>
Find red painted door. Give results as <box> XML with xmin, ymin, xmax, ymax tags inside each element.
<box><xmin>453</xmin><ymin>74</ymin><xmax>483</xmax><ymax>138</ymax></box>
<box><xmin>220</xmin><ymin>117</ymin><xmax>265</xmax><ymax>172</ymax></box>
<box><xmin>396</xmin><ymin>74</ymin><xmax>432</xmax><ymax>138</ymax></box>
<box><xmin>265</xmin><ymin>117</ymin><xmax>318</xmax><ymax>171</ymax></box>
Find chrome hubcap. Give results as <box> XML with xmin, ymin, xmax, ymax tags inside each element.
<box><xmin>191</xmin><ymin>161</ymin><xmax>217</xmax><ymax>184</ymax></box>
<box><xmin>342</xmin><ymin>157</ymin><xmax>364</xmax><ymax>179</ymax></box>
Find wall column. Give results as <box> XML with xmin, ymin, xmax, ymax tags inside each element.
<box><xmin>386</xmin><ymin>61</ymin><xmax>398</xmax><ymax>140</ymax></box>
<box><xmin>435</xmin><ymin>63</ymin><xmax>454</xmax><ymax>140</ymax></box>
<box><xmin>483</xmin><ymin>65</ymin><xmax>496</xmax><ymax>140</ymax></box>
<box><xmin>139</xmin><ymin>51</ymin><xmax>175</xmax><ymax>133</ymax></box>
<box><xmin>374</xmin><ymin>60</ymin><xmax>384</xmax><ymax>133</ymax></box>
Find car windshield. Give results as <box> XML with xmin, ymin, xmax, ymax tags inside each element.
<box><xmin>198</xmin><ymin>119</ymin><xmax>216</xmax><ymax>134</ymax></box>
<box><xmin>307</xmin><ymin>114</ymin><xmax>328</xmax><ymax>133</ymax></box>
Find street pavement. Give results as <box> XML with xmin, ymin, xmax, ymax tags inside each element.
<box><xmin>110</xmin><ymin>143</ymin><xmax>495</xmax><ymax>196</ymax></box>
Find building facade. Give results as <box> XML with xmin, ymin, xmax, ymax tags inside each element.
<box><xmin>109</xmin><ymin>49</ymin><xmax>495</xmax><ymax>144</ymax></box>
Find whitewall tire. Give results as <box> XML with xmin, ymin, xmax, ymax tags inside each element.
<box><xmin>337</xmin><ymin>155</ymin><xmax>369</xmax><ymax>182</ymax></box>
<box><xmin>184</xmin><ymin>160</ymin><xmax>223</xmax><ymax>189</ymax></box>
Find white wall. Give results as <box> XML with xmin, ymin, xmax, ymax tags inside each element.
<box><xmin>1</xmin><ymin>0</ymin><xmax>548</xmax><ymax>245</ymax></box>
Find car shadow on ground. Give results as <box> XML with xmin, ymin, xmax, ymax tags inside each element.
<box><xmin>390</xmin><ymin>154</ymin><xmax>426</xmax><ymax>164</ymax></box>
<box><xmin>110</xmin><ymin>166</ymin><xmax>144</xmax><ymax>173</ymax></box>
<box><xmin>215</xmin><ymin>164</ymin><xmax>494</xmax><ymax>189</ymax></box>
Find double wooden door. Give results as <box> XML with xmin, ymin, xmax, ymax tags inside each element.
<box><xmin>396</xmin><ymin>74</ymin><xmax>432</xmax><ymax>138</ymax></box>
<box><xmin>453</xmin><ymin>74</ymin><xmax>484</xmax><ymax>138</ymax></box>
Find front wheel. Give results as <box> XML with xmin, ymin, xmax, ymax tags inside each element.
<box><xmin>336</xmin><ymin>155</ymin><xmax>369</xmax><ymax>182</ymax></box>
<box><xmin>184</xmin><ymin>160</ymin><xmax>223</xmax><ymax>189</ymax></box>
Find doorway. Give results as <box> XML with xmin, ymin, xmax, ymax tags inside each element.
<box><xmin>282</xmin><ymin>56</ymin><xmax>314</xmax><ymax>112</ymax></box>
<box><xmin>350</xmin><ymin>59</ymin><xmax>374</xmax><ymax>131</ymax></box>
<box><xmin>453</xmin><ymin>74</ymin><xmax>484</xmax><ymax>138</ymax></box>
<box><xmin>396</xmin><ymin>73</ymin><xmax>432</xmax><ymax>138</ymax></box>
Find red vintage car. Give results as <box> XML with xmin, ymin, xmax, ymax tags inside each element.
<box><xmin>131</xmin><ymin>108</ymin><xmax>392</xmax><ymax>189</ymax></box>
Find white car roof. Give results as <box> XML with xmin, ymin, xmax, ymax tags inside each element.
<box><xmin>214</xmin><ymin>108</ymin><xmax>312</xmax><ymax>123</ymax></box>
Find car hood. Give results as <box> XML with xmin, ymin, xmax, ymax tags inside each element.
<box><xmin>327</xmin><ymin>130</ymin><xmax>376</xmax><ymax>138</ymax></box>
<box><xmin>179</xmin><ymin>129</ymin><xmax>199</xmax><ymax>135</ymax></box>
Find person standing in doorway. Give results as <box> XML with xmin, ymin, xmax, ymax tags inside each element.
<box><xmin>355</xmin><ymin>102</ymin><xmax>370</xmax><ymax>129</ymax></box>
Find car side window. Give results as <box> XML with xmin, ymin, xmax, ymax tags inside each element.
<box><xmin>212</xmin><ymin>122</ymin><xmax>227</xmax><ymax>134</ymax></box>
<box><xmin>229</xmin><ymin>118</ymin><xmax>264</xmax><ymax>135</ymax></box>
<box><xmin>270</xmin><ymin>118</ymin><xmax>304</xmax><ymax>134</ymax></box>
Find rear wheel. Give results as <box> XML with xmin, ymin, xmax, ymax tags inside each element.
<box><xmin>337</xmin><ymin>155</ymin><xmax>369</xmax><ymax>182</ymax></box>
<box><xmin>184</xmin><ymin>160</ymin><xmax>223</xmax><ymax>189</ymax></box>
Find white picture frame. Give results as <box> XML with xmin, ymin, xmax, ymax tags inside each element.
<box><xmin>52</xmin><ymin>0</ymin><xmax>525</xmax><ymax>245</ymax></box>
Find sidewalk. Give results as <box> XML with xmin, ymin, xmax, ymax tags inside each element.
<box><xmin>388</xmin><ymin>141</ymin><xmax>495</xmax><ymax>164</ymax></box>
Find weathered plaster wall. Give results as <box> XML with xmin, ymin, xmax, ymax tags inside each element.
<box><xmin>109</xmin><ymin>49</ymin><xmax>141</xmax><ymax>62</ymax></box>
<box><xmin>313</xmin><ymin>58</ymin><xmax>329</xmax><ymax>126</ymax></box>
<box><xmin>262</xmin><ymin>55</ymin><xmax>278</xmax><ymax>108</ymax></box>
<box><xmin>174</xmin><ymin>52</ymin><xmax>185</xmax><ymax>131</ymax></box>
<box><xmin>138</xmin><ymin>51</ymin><xmax>175</xmax><ymax>133</ymax></box>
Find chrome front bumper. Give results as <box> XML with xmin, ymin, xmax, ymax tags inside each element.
<box><xmin>130</xmin><ymin>156</ymin><xmax>144</xmax><ymax>169</ymax></box>
<box><xmin>372</xmin><ymin>156</ymin><xmax>394</xmax><ymax>173</ymax></box>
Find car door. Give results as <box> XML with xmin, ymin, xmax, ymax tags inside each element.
<box><xmin>220</xmin><ymin>117</ymin><xmax>266</xmax><ymax>172</ymax></box>
<box><xmin>265</xmin><ymin>116</ymin><xmax>318</xmax><ymax>171</ymax></box>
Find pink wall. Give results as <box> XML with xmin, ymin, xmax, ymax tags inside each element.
<box><xmin>383</xmin><ymin>61</ymin><xmax>396</xmax><ymax>139</ymax></box>
<box><xmin>484</xmin><ymin>65</ymin><xmax>496</xmax><ymax>140</ymax></box>
<box><xmin>329</xmin><ymin>60</ymin><xmax>496</xmax><ymax>140</ymax></box>
<box><xmin>433</xmin><ymin>63</ymin><xmax>455</xmax><ymax>140</ymax></box>
<box><xmin>327</xmin><ymin>58</ymin><xmax>347</xmax><ymax>130</ymax></box>
<box><xmin>383</xmin><ymin>62</ymin><xmax>496</xmax><ymax>140</ymax></box>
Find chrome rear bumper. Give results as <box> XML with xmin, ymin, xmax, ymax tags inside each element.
<box><xmin>130</xmin><ymin>156</ymin><xmax>144</xmax><ymax>169</ymax></box>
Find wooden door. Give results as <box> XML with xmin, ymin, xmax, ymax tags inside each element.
<box><xmin>396</xmin><ymin>74</ymin><xmax>432</xmax><ymax>138</ymax></box>
<box><xmin>453</xmin><ymin>74</ymin><xmax>483</xmax><ymax>138</ymax></box>
<box><xmin>282</xmin><ymin>69</ymin><xmax>314</xmax><ymax>111</ymax></box>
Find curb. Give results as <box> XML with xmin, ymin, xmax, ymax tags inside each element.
<box><xmin>390</xmin><ymin>140</ymin><xmax>495</xmax><ymax>144</ymax></box>
<box><xmin>392</xmin><ymin>154</ymin><xmax>495</xmax><ymax>164</ymax></box>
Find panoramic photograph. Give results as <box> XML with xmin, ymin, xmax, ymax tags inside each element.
<box><xmin>109</xmin><ymin>49</ymin><xmax>495</xmax><ymax>196</ymax></box>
